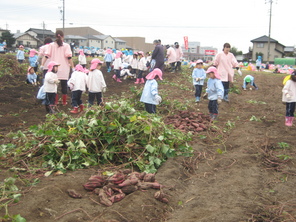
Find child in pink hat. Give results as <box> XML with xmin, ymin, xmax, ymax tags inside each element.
<box><xmin>204</xmin><ymin>67</ymin><xmax>224</xmax><ymax>120</ymax></box>
<box><xmin>192</xmin><ymin>59</ymin><xmax>206</xmax><ymax>102</ymax></box>
<box><xmin>135</xmin><ymin>51</ymin><xmax>147</xmax><ymax>84</ymax></box>
<box><xmin>112</xmin><ymin>51</ymin><xmax>123</xmax><ymax>82</ymax></box>
<box><xmin>26</xmin><ymin>66</ymin><xmax>38</xmax><ymax>85</ymax></box>
<box><xmin>78</xmin><ymin>49</ymin><xmax>87</xmax><ymax>68</ymax></box>
<box><xmin>29</xmin><ymin>49</ymin><xmax>39</xmax><ymax>72</ymax></box>
<box><xmin>67</xmin><ymin>64</ymin><xmax>88</xmax><ymax>113</ymax></box>
<box><xmin>140</xmin><ymin>68</ymin><xmax>162</xmax><ymax>113</ymax></box>
<box><xmin>87</xmin><ymin>59</ymin><xmax>106</xmax><ymax>106</ymax></box>
<box><xmin>16</xmin><ymin>45</ymin><xmax>25</xmax><ymax>63</ymax></box>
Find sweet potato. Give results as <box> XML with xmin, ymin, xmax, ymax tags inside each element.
<box><xmin>98</xmin><ymin>189</ymin><xmax>113</xmax><ymax>207</ymax></box>
<box><xmin>83</xmin><ymin>181</ymin><xmax>104</xmax><ymax>191</ymax></box>
<box><xmin>67</xmin><ymin>189</ymin><xmax>82</xmax><ymax>199</ymax></box>
<box><xmin>143</xmin><ymin>173</ymin><xmax>155</xmax><ymax>182</ymax></box>
<box><xmin>121</xmin><ymin>185</ymin><xmax>137</xmax><ymax>194</ymax></box>
<box><xmin>118</xmin><ymin>178</ymin><xmax>138</xmax><ymax>187</ymax></box>
<box><xmin>109</xmin><ymin>193</ymin><xmax>125</xmax><ymax>203</ymax></box>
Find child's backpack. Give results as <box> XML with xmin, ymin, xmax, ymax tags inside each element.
<box><xmin>37</xmin><ymin>85</ymin><xmax>46</xmax><ymax>100</ymax></box>
<box><xmin>283</xmin><ymin>75</ymin><xmax>291</xmax><ymax>85</ymax></box>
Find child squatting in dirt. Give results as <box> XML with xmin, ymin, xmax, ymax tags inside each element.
<box><xmin>204</xmin><ymin>67</ymin><xmax>224</xmax><ymax>120</ymax></box>
<box><xmin>282</xmin><ymin>70</ymin><xmax>296</xmax><ymax>127</ymax></box>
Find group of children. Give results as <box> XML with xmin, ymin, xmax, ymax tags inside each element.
<box><xmin>40</xmin><ymin>58</ymin><xmax>106</xmax><ymax>114</ymax></box>
<box><xmin>191</xmin><ymin>59</ymin><xmax>296</xmax><ymax>127</ymax></box>
<box><xmin>103</xmin><ymin>49</ymin><xmax>151</xmax><ymax>84</ymax></box>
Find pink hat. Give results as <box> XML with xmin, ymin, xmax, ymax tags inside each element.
<box><xmin>106</xmin><ymin>49</ymin><xmax>112</xmax><ymax>54</ymax></box>
<box><xmin>83</xmin><ymin>68</ymin><xmax>89</xmax><ymax>74</ymax></box>
<box><xmin>79</xmin><ymin>49</ymin><xmax>85</xmax><ymax>56</ymax></box>
<box><xmin>206</xmin><ymin>67</ymin><xmax>220</xmax><ymax>79</ymax></box>
<box><xmin>29</xmin><ymin>49</ymin><xmax>38</xmax><ymax>57</ymax></box>
<box><xmin>138</xmin><ymin>51</ymin><xmax>144</xmax><ymax>56</ymax></box>
<box><xmin>115</xmin><ymin>51</ymin><xmax>122</xmax><ymax>59</ymax></box>
<box><xmin>27</xmin><ymin>66</ymin><xmax>33</xmax><ymax>73</ymax></box>
<box><xmin>75</xmin><ymin>64</ymin><xmax>84</xmax><ymax>72</ymax></box>
<box><xmin>47</xmin><ymin>61</ymin><xmax>60</xmax><ymax>72</ymax></box>
<box><xmin>90</xmin><ymin>58</ymin><xmax>103</xmax><ymax>70</ymax></box>
<box><xmin>19</xmin><ymin>45</ymin><xmax>24</xmax><ymax>48</ymax></box>
<box><xmin>196</xmin><ymin>59</ymin><xmax>203</xmax><ymax>64</ymax></box>
<box><xmin>146</xmin><ymin>68</ymin><xmax>163</xmax><ymax>80</ymax></box>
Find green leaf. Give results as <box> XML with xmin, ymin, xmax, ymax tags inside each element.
<box><xmin>158</xmin><ymin>135</ymin><xmax>164</xmax><ymax>141</ymax></box>
<box><xmin>129</xmin><ymin>115</ymin><xmax>137</xmax><ymax>122</ymax></box>
<box><xmin>146</xmin><ymin>145</ymin><xmax>155</xmax><ymax>153</ymax></box>
<box><xmin>12</xmin><ymin>214</ymin><xmax>26</xmax><ymax>222</ymax></box>
<box><xmin>44</xmin><ymin>170</ymin><xmax>53</xmax><ymax>177</ymax></box>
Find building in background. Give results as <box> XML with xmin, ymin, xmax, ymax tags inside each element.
<box><xmin>13</xmin><ymin>31</ymin><xmax>41</xmax><ymax>48</ymax></box>
<box><xmin>115</xmin><ymin>37</ymin><xmax>154</xmax><ymax>53</ymax></box>
<box><xmin>250</xmin><ymin>35</ymin><xmax>285</xmax><ymax>62</ymax></box>
<box><xmin>25</xmin><ymin>28</ymin><xmax>55</xmax><ymax>42</ymax></box>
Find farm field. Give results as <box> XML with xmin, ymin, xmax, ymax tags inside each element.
<box><xmin>1</xmin><ymin>60</ymin><xmax>296</xmax><ymax>222</ymax></box>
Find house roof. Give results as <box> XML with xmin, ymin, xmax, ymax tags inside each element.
<box><xmin>114</xmin><ymin>38</ymin><xmax>126</xmax><ymax>43</ymax></box>
<box><xmin>58</xmin><ymin>27</ymin><xmax>104</xmax><ymax>36</ymax></box>
<box><xmin>25</xmin><ymin>28</ymin><xmax>55</xmax><ymax>36</ymax></box>
<box><xmin>65</xmin><ymin>35</ymin><xmax>87</xmax><ymax>40</ymax></box>
<box><xmin>13</xmin><ymin>32</ymin><xmax>42</xmax><ymax>42</ymax></box>
<box><xmin>93</xmin><ymin>35</ymin><xmax>113</xmax><ymax>40</ymax></box>
<box><xmin>251</xmin><ymin>35</ymin><xmax>285</xmax><ymax>47</ymax></box>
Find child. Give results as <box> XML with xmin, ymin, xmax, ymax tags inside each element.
<box><xmin>120</xmin><ymin>65</ymin><xmax>135</xmax><ymax>80</ymax></box>
<box><xmin>135</xmin><ymin>51</ymin><xmax>147</xmax><ymax>84</ymax></box>
<box><xmin>87</xmin><ymin>58</ymin><xmax>106</xmax><ymax>107</ymax></box>
<box><xmin>205</xmin><ymin>67</ymin><xmax>224</xmax><ymax>120</ymax></box>
<box><xmin>282</xmin><ymin>70</ymin><xmax>296</xmax><ymax>126</ymax></box>
<box><xmin>104</xmin><ymin>49</ymin><xmax>113</xmax><ymax>72</ymax></box>
<box><xmin>130</xmin><ymin>52</ymin><xmax>138</xmax><ymax>77</ymax></box>
<box><xmin>26</xmin><ymin>66</ymin><xmax>38</xmax><ymax>85</ymax></box>
<box><xmin>112</xmin><ymin>51</ymin><xmax>123</xmax><ymax>82</ymax></box>
<box><xmin>242</xmin><ymin>75</ymin><xmax>258</xmax><ymax>90</ymax></box>
<box><xmin>43</xmin><ymin>61</ymin><xmax>60</xmax><ymax>113</ymax></box>
<box><xmin>192</xmin><ymin>59</ymin><xmax>206</xmax><ymax>102</ymax></box>
<box><xmin>140</xmin><ymin>68</ymin><xmax>162</xmax><ymax>114</ymax></box>
<box><xmin>29</xmin><ymin>49</ymin><xmax>39</xmax><ymax>72</ymax></box>
<box><xmin>16</xmin><ymin>45</ymin><xmax>25</xmax><ymax>63</ymax></box>
<box><xmin>67</xmin><ymin>64</ymin><xmax>87</xmax><ymax>113</ymax></box>
<box><xmin>78</xmin><ymin>49</ymin><xmax>87</xmax><ymax>68</ymax></box>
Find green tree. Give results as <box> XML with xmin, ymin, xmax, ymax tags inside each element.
<box><xmin>230</xmin><ymin>47</ymin><xmax>242</xmax><ymax>56</ymax></box>
<box><xmin>0</xmin><ymin>31</ymin><xmax>16</xmax><ymax>48</ymax></box>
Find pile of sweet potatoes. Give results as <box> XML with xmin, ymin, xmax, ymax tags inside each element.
<box><xmin>82</xmin><ymin>169</ymin><xmax>167</xmax><ymax>206</ymax></box>
<box><xmin>165</xmin><ymin>111</ymin><xmax>211</xmax><ymax>133</ymax></box>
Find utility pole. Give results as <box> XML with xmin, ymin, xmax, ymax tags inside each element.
<box><xmin>266</xmin><ymin>0</ymin><xmax>273</xmax><ymax>63</ymax></box>
<box><xmin>42</xmin><ymin>21</ymin><xmax>45</xmax><ymax>41</ymax></box>
<box><xmin>62</xmin><ymin>0</ymin><xmax>65</xmax><ymax>33</ymax></box>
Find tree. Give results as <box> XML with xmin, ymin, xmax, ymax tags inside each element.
<box><xmin>230</xmin><ymin>47</ymin><xmax>242</xmax><ymax>56</ymax></box>
<box><xmin>0</xmin><ymin>31</ymin><xmax>16</xmax><ymax>48</ymax></box>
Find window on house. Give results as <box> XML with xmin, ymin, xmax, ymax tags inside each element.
<box><xmin>106</xmin><ymin>40</ymin><xmax>108</xmax><ymax>43</ymax></box>
<box><xmin>257</xmin><ymin>43</ymin><xmax>264</xmax><ymax>48</ymax></box>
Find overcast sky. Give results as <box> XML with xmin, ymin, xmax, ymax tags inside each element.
<box><xmin>1</xmin><ymin>0</ymin><xmax>295</xmax><ymax>53</ymax></box>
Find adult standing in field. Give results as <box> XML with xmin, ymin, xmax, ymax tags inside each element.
<box><xmin>166</xmin><ymin>45</ymin><xmax>177</xmax><ymax>73</ymax></box>
<box><xmin>213</xmin><ymin>43</ymin><xmax>241</xmax><ymax>102</ymax></box>
<box><xmin>41</xmin><ymin>30</ymin><xmax>74</xmax><ymax>106</ymax></box>
<box><xmin>174</xmin><ymin>42</ymin><xmax>183</xmax><ymax>71</ymax></box>
<box><xmin>39</xmin><ymin>37</ymin><xmax>53</xmax><ymax>78</ymax></box>
<box><xmin>151</xmin><ymin>40</ymin><xmax>164</xmax><ymax>71</ymax></box>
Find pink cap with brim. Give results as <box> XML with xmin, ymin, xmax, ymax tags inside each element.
<box><xmin>79</xmin><ymin>49</ymin><xmax>84</xmax><ymax>55</ymax></box>
<box><xmin>90</xmin><ymin>58</ymin><xmax>103</xmax><ymax>70</ymax></box>
<box><xmin>196</xmin><ymin>59</ymin><xmax>203</xmax><ymax>64</ymax></box>
<box><xmin>115</xmin><ymin>51</ymin><xmax>122</xmax><ymax>59</ymax></box>
<box><xmin>29</xmin><ymin>49</ymin><xmax>38</xmax><ymax>57</ymax></box>
<box><xmin>19</xmin><ymin>45</ymin><xmax>24</xmax><ymax>48</ymax></box>
<box><xmin>47</xmin><ymin>61</ymin><xmax>60</xmax><ymax>72</ymax></box>
<box><xmin>27</xmin><ymin>66</ymin><xmax>33</xmax><ymax>72</ymax></box>
<box><xmin>75</xmin><ymin>64</ymin><xmax>84</xmax><ymax>72</ymax></box>
<box><xmin>106</xmin><ymin>49</ymin><xmax>112</xmax><ymax>54</ymax></box>
<box><xmin>146</xmin><ymin>68</ymin><xmax>163</xmax><ymax>80</ymax></box>
<box><xmin>206</xmin><ymin>67</ymin><xmax>220</xmax><ymax>79</ymax></box>
<box><xmin>138</xmin><ymin>51</ymin><xmax>144</xmax><ymax>56</ymax></box>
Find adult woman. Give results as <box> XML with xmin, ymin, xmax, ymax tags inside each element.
<box><xmin>41</xmin><ymin>30</ymin><xmax>74</xmax><ymax>106</ymax></box>
<box><xmin>213</xmin><ymin>43</ymin><xmax>240</xmax><ymax>102</ymax></box>
<box><xmin>39</xmin><ymin>37</ymin><xmax>53</xmax><ymax>78</ymax></box>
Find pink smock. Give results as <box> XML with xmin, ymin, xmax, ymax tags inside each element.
<box><xmin>45</xmin><ymin>42</ymin><xmax>72</xmax><ymax>80</ymax></box>
<box><xmin>213</xmin><ymin>52</ymin><xmax>238</xmax><ymax>82</ymax></box>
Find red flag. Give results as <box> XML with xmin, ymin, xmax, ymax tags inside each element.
<box><xmin>184</xmin><ymin>36</ymin><xmax>188</xmax><ymax>50</ymax></box>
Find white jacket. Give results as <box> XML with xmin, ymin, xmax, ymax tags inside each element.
<box><xmin>282</xmin><ymin>79</ymin><xmax>296</xmax><ymax>102</ymax></box>
<box><xmin>87</xmin><ymin>69</ymin><xmax>106</xmax><ymax>93</ymax></box>
<box><xmin>112</xmin><ymin>58</ymin><xmax>122</xmax><ymax>70</ymax></box>
<box><xmin>138</xmin><ymin>57</ymin><xmax>147</xmax><ymax>71</ymax></box>
<box><xmin>68</xmin><ymin>71</ymin><xmax>87</xmax><ymax>92</ymax></box>
<box><xmin>78</xmin><ymin>55</ymin><xmax>86</xmax><ymax>65</ymax></box>
<box><xmin>44</xmin><ymin>72</ymin><xmax>58</xmax><ymax>93</ymax></box>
